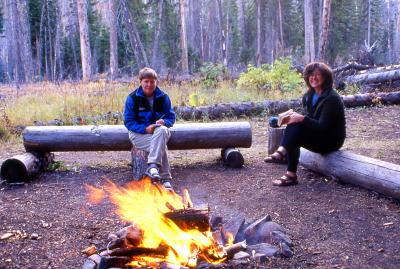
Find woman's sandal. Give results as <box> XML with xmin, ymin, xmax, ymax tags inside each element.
<box><xmin>272</xmin><ymin>173</ymin><xmax>298</xmax><ymax>186</ymax></box>
<box><xmin>264</xmin><ymin>150</ymin><xmax>287</xmax><ymax>164</ymax></box>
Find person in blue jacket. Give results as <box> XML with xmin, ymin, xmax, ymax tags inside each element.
<box><xmin>124</xmin><ymin>67</ymin><xmax>176</xmax><ymax>190</ymax></box>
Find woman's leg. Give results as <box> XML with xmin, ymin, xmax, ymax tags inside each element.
<box><xmin>281</xmin><ymin>123</ymin><xmax>304</xmax><ymax>173</ymax></box>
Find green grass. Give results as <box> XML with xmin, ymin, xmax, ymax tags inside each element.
<box><xmin>0</xmin><ymin>79</ymin><xmax>303</xmax><ymax>141</ymax></box>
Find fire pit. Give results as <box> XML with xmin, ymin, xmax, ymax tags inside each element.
<box><xmin>82</xmin><ymin>179</ymin><xmax>293</xmax><ymax>269</ymax></box>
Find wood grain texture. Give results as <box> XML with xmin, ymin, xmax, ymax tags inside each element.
<box><xmin>23</xmin><ymin>122</ymin><xmax>252</xmax><ymax>152</ymax></box>
<box><xmin>299</xmin><ymin>148</ymin><xmax>400</xmax><ymax>199</ymax></box>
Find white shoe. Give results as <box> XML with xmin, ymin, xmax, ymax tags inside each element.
<box><xmin>145</xmin><ymin>165</ymin><xmax>160</xmax><ymax>180</ymax></box>
<box><xmin>161</xmin><ymin>179</ymin><xmax>174</xmax><ymax>192</ymax></box>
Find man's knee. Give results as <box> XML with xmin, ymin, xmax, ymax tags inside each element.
<box><xmin>154</xmin><ymin>126</ymin><xmax>169</xmax><ymax>136</ymax></box>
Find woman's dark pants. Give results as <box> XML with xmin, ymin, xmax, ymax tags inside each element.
<box><xmin>281</xmin><ymin>123</ymin><xmax>343</xmax><ymax>173</ymax></box>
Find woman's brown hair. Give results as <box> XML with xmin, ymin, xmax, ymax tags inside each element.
<box><xmin>303</xmin><ymin>62</ymin><xmax>333</xmax><ymax>91</ymax></box>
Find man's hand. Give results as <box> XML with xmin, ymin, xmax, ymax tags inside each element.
<box><xmin>287</xmin><ymin>112</ymin><xmax>305</xmax><ymax>124</ymax></box>
<box><xmin>145</xmin><ymin>124</ymin><xmax>157</xmax><ymax>134</ymax></box>
<box><xmin>155</xmin><ymin>119</ymin><xmax>165</xmax><ymax>125</ymax></box>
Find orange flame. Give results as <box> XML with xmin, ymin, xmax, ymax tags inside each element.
<box><xmin>87</xmin><ymin>179</ymin><xmax>226</xmax><ymax>267</ymax></box>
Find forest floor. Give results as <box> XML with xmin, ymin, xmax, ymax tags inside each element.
<box><xmin>0</xmin><ymin>105</ymin><xmax>399</xmax><ymax>269</ymax></box>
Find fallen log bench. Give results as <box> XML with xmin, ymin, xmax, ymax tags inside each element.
<box><xmin>1</xmin><ymin>122</ymin><xmax>252</xmax><ymax>181</ymax></box>
<box><xmin>300</xmin><ymin>149</ymin><xmax>400</xmax><ymax>200</ymax></box>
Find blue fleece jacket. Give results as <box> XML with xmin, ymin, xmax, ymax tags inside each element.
<box><xmin>124</xmin><ymin>87</ymin><xmax>176</xmax><ymax>134</ymax></box>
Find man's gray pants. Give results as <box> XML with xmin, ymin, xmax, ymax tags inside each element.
<box><xmin>128</xmin><ymin>126</ymin><xmax>172</xmax><ymax>180</ymax></box>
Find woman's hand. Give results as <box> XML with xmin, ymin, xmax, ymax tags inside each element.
<box><xmin>287</xmin><ymin>112</ymin><xmax>305</xmax><ymax>124</ymax></box>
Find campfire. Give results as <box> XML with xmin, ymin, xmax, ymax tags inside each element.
<box><xmin>83</xmin><ymin>179</ymin><xmax>293</xmax><ymax>269</ymax></box>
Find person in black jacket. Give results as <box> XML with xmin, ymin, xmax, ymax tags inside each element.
<box><xmin>264</xmin><ymin>62</ymin><xmax>346</xmax><ymax>186</ymax></box>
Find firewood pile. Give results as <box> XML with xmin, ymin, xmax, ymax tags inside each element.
<box><xmin>81</xmin><ymin>180</ymin><xmax>293</xmax><ymax>269</ymax></box>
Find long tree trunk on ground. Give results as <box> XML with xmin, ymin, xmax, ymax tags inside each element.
<box><xmin>318</xmin><ymin>0</ymin><xmax>331</xmax><ymax>61</ymax></box>
<box><xmin>76</xmin><ymin>0</ymin><xmax>92</xmax><ymax>82</ymax></box>
<box><xmin>120</xmin><ymin>0</ymin><xmax>149</xmax><ymax>68</ymax></box>
<box><xmin>304</xmin><ymin>0</ymin><xmax>315</xmax><ymax>63</ymax></box>
<box><xmin>179</xmin><ymin>0</ymin><xmax>189</xmax><ymax>74</ymax></box>
<box><xmin>109</xmin><ymin>0</ymin><xmax>118</xmax><ymax>78</ymax></box>
<box><xmin>150</xmin><ymin>0</ymin><xmax>164</xmax><ymax>70</ymax></box>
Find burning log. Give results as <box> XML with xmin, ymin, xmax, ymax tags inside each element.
<box><xmin>223</xmin><ymin>240</ymin><xmax>247</xmax><ymax>257</ymax></box>
<box><xmin>182</xmin><ymin>188</ymin><xmax>194</xmax><ymax>208</ymax></box>
<box><xmin>299</xmin><ymin>149</ymin><xmax>400</xmax><ymax>200</ymax></box>
<box><xmin>164</xmin><ymin>208</ymin><xmax>210</xmax><ymax>232</ymax></box>
<box><xmin>109</xmin><ymin>246</ymin><xmax>169</xmax><ymax>257</ymax></box>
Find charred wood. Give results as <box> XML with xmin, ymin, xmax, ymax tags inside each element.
<box><xmin>109</xmin><ymin>246</ymin><xmax>169</xmax><ymax>257</ymax></box>
<box><xmin>164</xmin><ymin>208</ymin><xmax>210</xmax><ymax>232</ymax></box>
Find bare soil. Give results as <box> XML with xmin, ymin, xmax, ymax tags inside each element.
<box><xmin>0</xmin><ymin>105</ymin><xmax>399</xmax><ymax>269</ymax></box>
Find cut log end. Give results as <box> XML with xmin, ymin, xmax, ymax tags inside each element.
<box><xmin>1</xmin><ymin>152</ymin><xmax>54</xmax><ymax>182</ymax></box>
<box><xmin>1</xmin><ymin>158</ymin><xmax>30</xmax><ymax>181</ymax></box>
<box><xmin>221</xmin><ymin>148</ymin><xmax>244</xmax><ymax>168</ymax></box>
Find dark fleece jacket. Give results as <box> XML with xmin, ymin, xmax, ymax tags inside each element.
<box><xmin>302</xmin><ymin>88</ymin><xmax>346</xmax><ymax>145</ymax></box>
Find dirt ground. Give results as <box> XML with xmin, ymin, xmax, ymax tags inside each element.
<box><xmin>0</xmin><ymin>105</ymin><xmax>399</xmax><ymax>269</ymax></box>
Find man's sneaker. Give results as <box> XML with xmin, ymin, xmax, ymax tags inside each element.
<box><xmin>145</xmin><ymin>164</ymin><xmax>161</xmax><ymax>180</ymax></box>
<box><xmin>161</xmin><ymin>179</ymin><xmax>174</xmax><ymax>192</ymax></box>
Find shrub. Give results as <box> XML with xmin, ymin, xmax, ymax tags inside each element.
<box><xmin>199</xmin><ymin>62</ymin><xmax>229</xmax><ymax>88</ymax></box>
<box><xmin>237</xmin><ymin>57</ymin><xmax>303</xmax><ymax>93</ymax></box>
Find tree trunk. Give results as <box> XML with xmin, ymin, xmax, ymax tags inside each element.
<box><xmin>76</xmin><ymin>0</ymin><xmax>92</xmax><ymax>82</ymax></box>
<box><xmin>22</xmin><ymin>122</ymin><xmax>253</xmax><ymax>152</ymax></box>
<box><xmin>46</xmin><ymin>0</ymin><xmax>54</xmax><ymax>81</ymax></box>
<box><xmin>150</xmin><ymin>0</ymin><xmax>164</xmax><ymax>70</ymax></box>
<box><xmin>256</xmin><ymin>0</ymin><xmax>262</xmax><ymax>66</ymax></box>
<box><xmin>317</xmin><ymin>0</ymin><xmax>331</xmax><ymax>61</ymax></box>
<box><xmin>18</xmin><ymin>0</ymin><xmax>34</xmax><ymax>82</ymax></box>
<box><xmin>367</xmin><ymin>0</ymin><xmax>371</xmax><ymax>47</ymax></box>
<box><xmin>299</xmin><ymin>149</ymin><xmax>400</xmax><ymax>200</ymax></box>
<box><xmin>4</xmin><ymin>0</ymin><xmax>33</xmax><ymax>83</ymax></box>
<box><xmin>120</xmin><ymin>0</ymin><xmax>149</xmax><ymax>68</ymax></box>
<box><xmin>174</xmin><ymin>91</ymin><xmax>400</xmax><ymax>120</ymax></box>
<box><xmin>304</xmin><ymin>0</ymin><xmax>315</xmax><ymax>62</ymax></box>
<box><xmin>109</xmin><ymin>0</ymin><xmax>118</xmax><ymax>78</ymax></box>
<box><xmin>386</xmin><ymin>0</ymin><xmax>392</xmax><ymax>63</ymax></box>
<box><xmin>179</xmin><ymin>0</ymin><xmax>189</xmax><ymax>74</ymax></box>
<box><xmin>268</xmin><ymin>127</ymin><xmax>285</xmax><ymax>155</ymax></box>
<box><xmin>54</xmin><ymin>0</ymin><xmax>63</xmax><ymax>81</ymax></box>
<box><xmin>344</xmin><ymin>69</ymin><xmax>400</xmax><ymax>85</ymax></box>
<box><xmin>236</xmin><ymin>0</ymin><xmax>245</xmax><ymax>44</ymax></box>
<box><xmin>217</xmin><ymin>0</ymin><xmax>227</xmax><ymax>66</ymax></box>
<box><xmin>191</xmin><ymin>0</ymin><xmax>202</xmax><ymax>59</ymax></box>
<box><xmin>395</xmin><ymin>1</ymin><xmax>400</xmax><ymax>62</ymax></box>
<box><xmin>277</xmin><ymin>0</ymin><xmax>284</xmax><ymax>55</ymax></box>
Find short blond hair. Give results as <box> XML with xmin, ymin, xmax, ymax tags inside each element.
<box><xmin>139</xmin><ymin>67</ymin><xmax>158</xmax><ymax>81</ymax></box>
